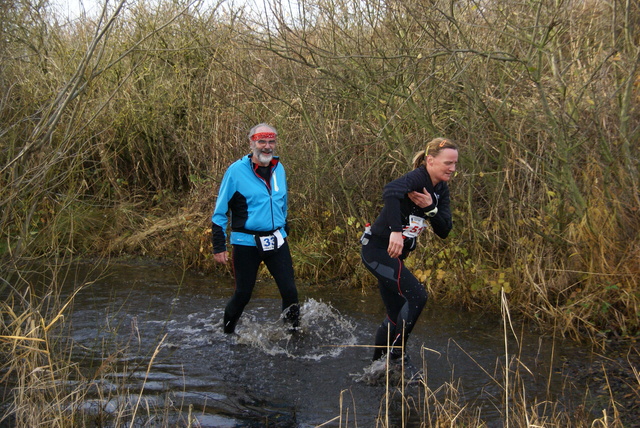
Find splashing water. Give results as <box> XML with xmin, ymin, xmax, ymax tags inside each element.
<box><xmin>351</xmin><ymin>358</ymin><xmax>424</xmax><ymax>386</ymax></box>
<box><xmin>351</xmin><ymin>358</ymin><xmax>391</xmax><ymax>385</ymax></box>
<box><xmin>236</xmin><ymin>298</ymin><xmax>357</xmax><ymax>360</ymax></box>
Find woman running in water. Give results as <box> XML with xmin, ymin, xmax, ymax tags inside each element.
<box><xmin>361</xmin><ymin>137</ymin><xmax>459</xmax><ymax>364</ymax></box>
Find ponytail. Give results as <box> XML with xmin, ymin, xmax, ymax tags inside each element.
<box><xmin>412</xmin><ymin>150</ymin><xmax>427</xmax><ymax>169</ymax></box>
<box><xmin>412</xmin><ymin>137</ymin><xmax>458</xmax><ymax>168</ymax></box>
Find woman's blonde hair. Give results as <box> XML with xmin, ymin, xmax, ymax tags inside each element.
<box><xmin>412</xmin><ymin>137</ymin><xmax>458</xmax><ymax>169</ymax></box>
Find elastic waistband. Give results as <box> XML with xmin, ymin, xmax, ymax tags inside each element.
<box><xmin>233</xmin><ymin>227</ymin><xmax>279</xmax><ymax>237</ymax></box>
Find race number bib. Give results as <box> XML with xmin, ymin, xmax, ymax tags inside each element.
<box><xmin>257</xmin><ymin>229</ymin><xmax>285</xmax><ymax>252</ymax></box>
<box><xmin>257</xmin><ymin>235</ymin><xmax>276</xmax><ymax>251</ymax></box>
<box><xmin>402</xmin><ymin>215</ymin><xmax>426</xmax><ymax>239</ymax></box>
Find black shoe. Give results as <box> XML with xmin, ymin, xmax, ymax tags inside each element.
<box><xmin>390</xmin><ymin>355</ymin><xmax>423</xmax><ymax>383</ymax></box>
<box><xmin>283</xmin><ymin>304</ymin><xmax>300</xmax><ymax>332</ymax></box>
<box><xmin>223</xmin><ymin>319</ymin><xmax>237</xmax><ymax>334</ymax></box>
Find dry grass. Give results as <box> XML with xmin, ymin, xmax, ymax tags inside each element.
<box><xmin>0</xmin><ymin>261</ymin><xmax>191</xmax><ymax>427</ymax></box>
<box><xmin>326</xmin><ymin>290</ymin><xmax>637</xmax><ymax>427</ymax></box>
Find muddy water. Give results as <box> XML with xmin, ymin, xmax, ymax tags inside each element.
<box><xmin>58</xmin><ymin>261</ymin><xmax>589</xmax><ymax>427</ymax></box>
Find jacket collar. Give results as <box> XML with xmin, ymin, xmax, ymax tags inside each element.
<box><xmin>417</xmin><ymin>165</ymin><xmax>446</xmax><ymax>193</ymax></box>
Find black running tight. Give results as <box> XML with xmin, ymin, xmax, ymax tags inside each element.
<box><xmin>223</xmin><ymin>241</ymin><xmax>299</xmax><ymax>333</ymax></box>
<box><xmin>361</xmin><ymin>241</ymin><xmax>428</xmax><ymax>361</ymax></box>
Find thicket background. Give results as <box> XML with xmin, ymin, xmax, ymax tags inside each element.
<box><xmin>1</xmin><ymin>0</ymin><xmax>638</xmax><ymax>343</ymax></box>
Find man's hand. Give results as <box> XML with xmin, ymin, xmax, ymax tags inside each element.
<box><xmin>387</xmin><ymin>232</ymin><xmax>404</xmax><ymax>258</ymax></box>
<box><xmin>214</xmin><ymin>251</ymin><xmax>229</xmax><ymax>264</ymax></box>
<box><xmin>408</xmin><ymin>187</ymin><xmax>433</xmax><ymax>208</ymax></box>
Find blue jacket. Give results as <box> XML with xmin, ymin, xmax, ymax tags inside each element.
<box><xmin>211</xmin><ymin>154</ymin><xmax>289</xmax><ymax>252</ymax></box>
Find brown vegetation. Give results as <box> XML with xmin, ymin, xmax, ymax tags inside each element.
<box><xmin>2</xmin><ymin>0</ymin><xmax>638</xmax><ymax>342</ymax></box>
<box><xmin>1</xmin><ymin>0</ymin><xmax>639</xmax><ymax>424</ymax></box>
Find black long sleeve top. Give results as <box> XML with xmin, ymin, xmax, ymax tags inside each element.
<box><xmin>370</xmin><ymin>166</ymin><xmax>452</xmax><ymax>244</ymax></box>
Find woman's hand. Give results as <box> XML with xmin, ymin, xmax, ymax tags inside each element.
<box><xmin>387</xmin><ymin>232</ymin><xmax>404</xmax><ymax>258</ymax></box>
<box><xmin>408</xmin><ymin>187</ymin><xmax>433</xmax><ymax>208</ymax></box>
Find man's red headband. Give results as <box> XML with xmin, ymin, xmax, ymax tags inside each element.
<box><xmin>251</xmin><ymin>132</ymin><xmax>277</xmax><ymax>141</ymax></box>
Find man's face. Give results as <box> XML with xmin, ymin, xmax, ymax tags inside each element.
<box><xmin>250</xmin><ymin>128</ymin><xmax>277</xmax><ymax>166</ymax></box>
<box><xmin>427</xmin><ymin>148</ymin><xmax>458</xmax><ymax>184</ymax></box>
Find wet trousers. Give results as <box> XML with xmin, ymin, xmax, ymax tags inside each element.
<box><xmin>223</xmin><ymin>241</ymin><xmax>299</xmax><ymax>333</ymax></box>
<box><xmin>361</xmin><ymin>240</ymin><xmax>428</xmax><ymax>361</ymax></box>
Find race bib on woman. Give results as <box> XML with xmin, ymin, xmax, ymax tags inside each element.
<box><xmin>402</xmin><ymin>215</ymin><xmax>426</xmax><ymax>238</ymax></box>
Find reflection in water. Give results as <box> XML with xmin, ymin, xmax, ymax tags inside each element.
<box><xmin>51</xmin><ymin>261</ymin><xmax>588</xmax><ymax>427</ymax></box>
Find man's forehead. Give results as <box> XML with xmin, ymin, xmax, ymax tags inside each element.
<box><xmin>254</xmin><ymin>127</ymin><xmax>274</xmax><ymax>135</ymax></box>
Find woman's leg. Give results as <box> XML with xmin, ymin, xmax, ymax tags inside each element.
<box><xmin>392</xmin><ymin>264</ymin><xmax>428</xmax><ymax>351</ymax></box>
<box><xmin>376</xmin><ymin>281</ymin><xmax>407</xmax><ymax>360</ymax></box>
<box><xmin>362</xmin><ymin>243</ymin><xmax>428</xmax><ymax>360</ymax></box>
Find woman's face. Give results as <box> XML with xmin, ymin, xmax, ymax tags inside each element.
<box><xmin>426</xmin><ymin>148</ymin><xmax>458</xmax><ymax>184</ymax></box>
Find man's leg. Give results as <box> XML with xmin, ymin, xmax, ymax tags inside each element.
<box><xmin>264</xmin><ymin>241</ymin><xmax>299</xmax><ymax>328</ymax></box>
<box><xmin>223</xmin><ymin>245</ymin><xmax>261</xmax><ymax>333</ymax></box>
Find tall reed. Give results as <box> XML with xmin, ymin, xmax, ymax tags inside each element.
<box><xmin>0</xmin><ymin>259</ymin><xmax>193</xmax><ymax>426</ymax></box>
<box><xmin>328</xmin><ymin>289</ymin><xmax>636</xmax><ymax>427</ymax></box>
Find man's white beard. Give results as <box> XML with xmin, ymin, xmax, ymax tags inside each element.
<box><xmin>257</xmin><ymin>151</ymin><xmax>273</xmax><ymax>164</ymax></box>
